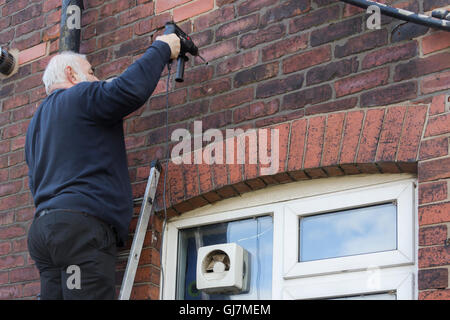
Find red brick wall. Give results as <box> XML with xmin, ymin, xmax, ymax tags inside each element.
<box><xmin>0</xmin><ymin>0</ymin><xmax>449</xmax><ymax>299</ymax></box>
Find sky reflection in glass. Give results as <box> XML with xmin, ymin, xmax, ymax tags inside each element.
<box><xmin>299</xmin><ymin>203</ymin><xmax>397</xmax><ymax>262</ymax></box>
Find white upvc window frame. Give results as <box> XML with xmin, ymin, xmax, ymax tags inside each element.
<box><xmin>282</xmin><ymin>180</ymin><xmax>415</xmax><ymax>279</ymax></box>
<box><xmin>161</xmin><ymin>174</ymin><xmax>418</xmax><ymax>300</ymax></box>
<box><xmin>281</xmin><ymin>269</ymin><xmax>414</xmax><ymax>300</ymax></box>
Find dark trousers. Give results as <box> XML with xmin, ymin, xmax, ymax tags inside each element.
<box><xmin>27</xmin><ymin>209</ymin><xmax>117</xmax><ymax>300</ymax></box>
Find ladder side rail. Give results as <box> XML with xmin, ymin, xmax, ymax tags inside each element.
<box><xmin>119</xmin><ymin>163</ymin><xmax>161</xmax><ymax>300</ymax></box>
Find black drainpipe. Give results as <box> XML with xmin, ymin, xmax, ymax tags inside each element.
<box><xmin>59</xmin><ymin>0</ymin><xmax>84</xmax><ymax>53</ymax></box>
<box><xmin>340</xmin><ymin>0</ymin><xmax>450</xmax><ymax>31</ymax></box>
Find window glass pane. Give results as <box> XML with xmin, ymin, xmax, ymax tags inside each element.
<box><xmin>177</xmin><ymin>216</ymin><xmax>273</xmax><ymax>300</ymax></box>
<box><xmin>299</xmin><ymin>203</ymin><xmax>397</xmax><ymax>262</ymax></box>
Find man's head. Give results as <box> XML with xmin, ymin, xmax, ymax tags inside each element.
<box><xmin>42</xmin><ymin>51</ymin><xmax>99</xmax><ymax>95</ymax></box>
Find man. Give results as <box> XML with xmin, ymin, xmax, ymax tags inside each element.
<box><xmin>26</xmin><ymin>34</ymin><xmax>180</xmax><ymax>300</ymax></box>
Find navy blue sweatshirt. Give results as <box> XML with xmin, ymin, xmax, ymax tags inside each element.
<box><xmin>25</xmin><ymin>41</ymin><xmax>171</xmax><ymax>246</ymax></box>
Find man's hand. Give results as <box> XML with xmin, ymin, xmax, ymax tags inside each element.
<box><xmin>156</xmin><ymin>34</ymin><xmax>181</xmax><ymax>60</ymax></box>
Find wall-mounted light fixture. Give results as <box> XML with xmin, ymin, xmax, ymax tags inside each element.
<box><xmin>0</xmin><ymin>47</ymin><xmax>19</xmax><ymax>79</ymax></box>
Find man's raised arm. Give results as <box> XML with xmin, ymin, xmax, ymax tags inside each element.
<box><xmin>82</xmin><ymin>34</ymin><xmax>180</xmax><ymax>124</ymax></box>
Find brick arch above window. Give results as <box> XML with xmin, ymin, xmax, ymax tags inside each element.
<box><xmin>152</xmin><ymin>95</ymin><xmax>447</xmax><ymax>218</ymax></box>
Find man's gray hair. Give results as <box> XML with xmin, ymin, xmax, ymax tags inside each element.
<box><xmin>42</xmin><ymin>51</ymin><xmax>87</xmax><ymax>95</ymax></box>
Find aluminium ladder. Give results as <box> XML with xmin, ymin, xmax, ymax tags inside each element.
<box><xmin>118</xmin><ymin>160</ymin><xmax>162</xmax><ymax>300</ymax></box>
